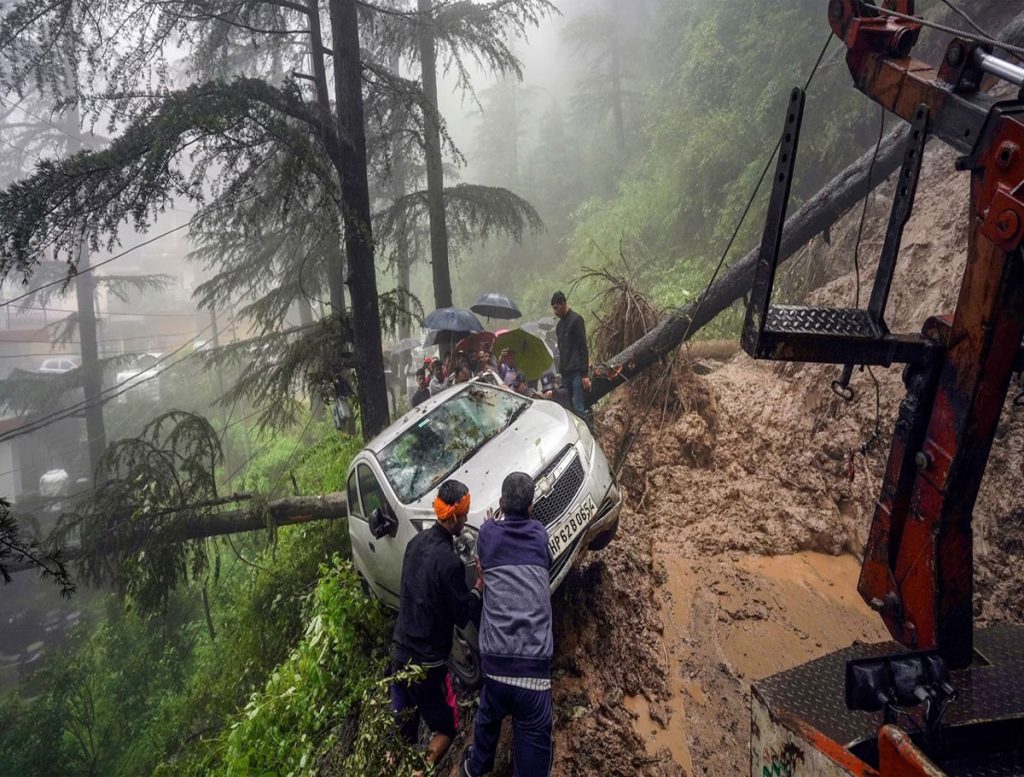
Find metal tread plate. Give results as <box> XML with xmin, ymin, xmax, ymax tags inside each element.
<box><xmin>765</xmin><ymin>305</ymin><xmax>882</xmax><ymax>339</ymax></box>
<box><xmin>754</xmin><ymin>625</ymin><xmax>1024</xmax><ymax>773</ymax></box>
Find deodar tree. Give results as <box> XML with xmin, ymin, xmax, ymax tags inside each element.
<box><xmin>365</xmin><ymin>0</ymin><xmax>556</xmax><ymax>310</ymax></box>
<box><xmin>0</xmin><ymin>0</ymin><xmax>392</xmax><ymax>439</ymax></box>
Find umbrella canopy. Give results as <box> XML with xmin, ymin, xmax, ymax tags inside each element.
<box><xmin>494</xmin><ymin>328</ymin><xmax>553</xmax><ymax>382</ymax></box>
<box><xmin>456</xmin><ymin>331</ymin><xmax>497</xmax><ymax>354</ymax></box>
<box><xmin>424</xmin><ymin>329</ymin><xmax>472</xmax><ymax>350</ymax></box>
<box><xmin>388</xmin><ymin>337</ymin><xmax>420</xmax><ymax>355</ymax></box>
<box><xmin>471</xmin><ymin>292</ymin><xmax>522</xmax><ymax>320</ymax></box>
<box><xmin>424</xmin><ymin>307</ymin><xmax>484</xmax><ymax>332</ymax></box>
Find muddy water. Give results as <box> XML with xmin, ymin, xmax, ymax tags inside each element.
<box><xmin>626</xmin><ymin>550</ymin><xmax>889</xmax><ymax>774</ymax></box>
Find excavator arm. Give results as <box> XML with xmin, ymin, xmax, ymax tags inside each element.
<box><xmin>743</xmin><ymin>0</ymin><xmax>1024</xmax><ymax>669</ymax></box>
<box><xmin>830</xmin><ymin>0</ymin><xmax>1024</xmax><ymax>670</ymax></box>
<box><xmin>746</xmin><ymin>5</ymin><xmax>1024</xmax><ymax>774</ymax></box>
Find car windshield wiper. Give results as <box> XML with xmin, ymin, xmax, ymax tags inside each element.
<box><xmin>503</xmin><ymin>401</ymin><xmax>529</xmax><ymax>430</ymax></box>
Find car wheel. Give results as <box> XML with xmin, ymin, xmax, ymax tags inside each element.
<box><xmin>587</xmin><ymin>517</ymin><xmax>619</xmax><ymax>551</ymax></box>
<box><xmin>357</xmin><ymin>573</ymin><xmax>372</xmax><ymax>598</ymax></box>
<box><xmin>448</xmin><ymin>624</ymin><xmax>482</xmax><ymax>692</ymax></box>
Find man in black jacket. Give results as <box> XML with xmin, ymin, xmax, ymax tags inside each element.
<box><xmin>391</xmin><ymin>479</ymin><xmax>482</xmax><ymax>770</ymax></box>
<box><xmin>551</xmin><ymin>290</ymin><xmax>591</xmax><ymax>420</ymax></box>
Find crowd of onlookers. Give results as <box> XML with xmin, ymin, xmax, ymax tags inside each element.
<box><xmin>410</xmin><ymin>346</ymin><xmax>571</xmax><ymax>411</ymax></box>
<box><xmin>408</xmin><ymin>290</ymin><xmax>589</xmax><ymax>428</ymax></box>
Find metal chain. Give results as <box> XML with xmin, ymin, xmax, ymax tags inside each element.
<box><xmin>862</xmin><ymin>2</ymin><xmax>1024</xmax><ymax>59</ymax></box>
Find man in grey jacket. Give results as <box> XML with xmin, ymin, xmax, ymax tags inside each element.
<box><xmin>463</xmin><ymin>472</ymin><xmax>552</xmax><ymax>777</ymax></box>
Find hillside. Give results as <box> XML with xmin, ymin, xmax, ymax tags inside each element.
<box><xmin>450</xmin><ymin>142</ymin><xmax>1024</xmax><ymax>776</ymax></box>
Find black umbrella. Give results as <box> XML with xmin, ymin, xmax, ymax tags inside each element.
<box><xmin>423</xmin><ymin>307</ymin><xmax>484</xmax><ymax>332</ymax></box>
<box><xmin>424</xmin><ymin>329</ymin><xmax>481</xmax><ymax>358</ymax></box>
<box><xmin>471</xmin><ymin>292</ymin><xmax>522</xmax><ymax>320</ymax></box>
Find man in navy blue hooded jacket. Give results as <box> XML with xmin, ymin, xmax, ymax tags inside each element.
<box><xmin>463</xmin><ymin>471</ymin><xmax>552</xmax><ymax>777</ymax></box>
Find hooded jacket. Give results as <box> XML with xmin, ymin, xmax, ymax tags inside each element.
<box><xmin>476</xmin><ymin>514</ymin><xmax>553</xmax><ymax>679</ymax></box>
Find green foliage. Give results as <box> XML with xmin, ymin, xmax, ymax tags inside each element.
<box><xmin>210</xmin><ymin>558</ymin><xmax>391</xmax><ymax>777</ymax></box>
<box><xmin>225</xmin><ymin>415</ymin><xmax>359</xmax><ymax>498</ymax></box>
<box><xmin>561</xmin><ymin>0</ymin><xmax>877</xmax><ymax>337</ymax></box>
<box><xmin>54</xmin><ymin>411</ymin><xmax>223</xmax><ymax>613</ymax></box>
<box><xmin>0</xmin><ymin>595</ymin><xmax>199</xmax><ymax>777</ymax></box>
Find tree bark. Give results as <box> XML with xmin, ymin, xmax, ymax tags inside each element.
<box><xmin>5</xmin><ymin>493</ymin><xmax>350</xmax><ymax>573</ymax></box>
<box><xmin>608</xmin><ymin>0</ymin><xmax>627</xmax><ymax>158</ymax></box>
<box><xmin>329</xmin><ymin>0</ymin><xmax>391</xmax><ymax>439</ymax></box>
<box><xmin>418</xmin><ymin>0</ymin><xmax>454</xmax><ymax>309</ymax></box>
<box><xmin>588</xmin><ymin>123</ymin><xmax>911</xmax><ymax>404</ymax></box>
<box><xmin>390</xmin><ymin>52</ymin><xmax>414</xmax><ymax>340</ymax></box>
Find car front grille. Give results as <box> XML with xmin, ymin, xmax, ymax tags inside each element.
<box><xmin>532</xmin><ymin>450</ymin><xmax>585</xmax><ymax>527</ymax></box>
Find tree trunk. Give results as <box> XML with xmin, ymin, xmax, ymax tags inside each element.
<box><xmin>608</xmin><ymin>0</ymin><xmax>627</xmax><ymax>158</ymax></box>
<box><xmin>6</xmin><ymin>493</ymin><xmax>349</xmax><ymax>573</ymax></box>
<box><xmin>328</xmin><ymin>0</ymin><xmax>390</xmax><ymax>439</ymax></box>
<box><xmin>390</xmin><ymin>52</ymin><xmax>413</xmax><ymax>341</ymax></box>
<box><xmin>588</xmin><ymin>124</ymin><xmax>912</xmax><ymax>404</ymax></box>
<box><xmin>417</xmin><ymin>0</ymin><xmax>454</xmax><ymax>309</ymax></box>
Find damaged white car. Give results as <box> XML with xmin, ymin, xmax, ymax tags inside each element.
<box><xmin>345</xmin><ymin>379</ymin><xmax>622</xmax><ymax>685</ymax></box>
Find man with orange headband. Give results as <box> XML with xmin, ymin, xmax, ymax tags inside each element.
<box><xmin>391</xmin><ymin>479</ymin><xmax>482</xmax><ymax>771</ymax></box>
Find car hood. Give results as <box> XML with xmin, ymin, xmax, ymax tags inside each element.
<box><xmin>396</xmin><ymin>399</ymin><xmax>577</xmax><ymax>530</ymax></box>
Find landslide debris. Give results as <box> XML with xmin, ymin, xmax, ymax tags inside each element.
<box><xmin>531</xmin><ymin>142</ymin><xmax>1024</xmax><ymax>776</ymax></box>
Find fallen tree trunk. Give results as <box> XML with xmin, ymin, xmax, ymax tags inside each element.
<box><xmin>168</xmin><ymin>491</ymin><xmax>348</xmax><ymax>542</ymax></box>
<box><xmin>7</xmin><ymin>492</ymin><xmax>348</xmax><ymax>573</ymax></box>
<box><xmin>588</xmin><ymin>123</ymin><xmax>911</xmax><ymax>404</ymax></box>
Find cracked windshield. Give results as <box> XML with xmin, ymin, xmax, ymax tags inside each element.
<box><xmin>379</xmin><ymin>385</ymin><xmax>528</xmax><ymax>503</ymax></box>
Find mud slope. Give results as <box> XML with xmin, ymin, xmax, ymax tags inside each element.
<box><xmin>538</xmin><ymin>142</ymin><xmax>1024</xmax><ymax>777</ymax></box>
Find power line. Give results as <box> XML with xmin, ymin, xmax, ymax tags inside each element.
<box><xmin>0</xmin><ymin>226</ymin><xmax>193</xmax><ymax>309</ymax></box>
<box><xmin>0</xmin><ymin>405</ymin><xmax>266</xmax><ymax>482</ymax></box>
<box><xmin>0</xmin><ymin>187</ymin><xmax>269</xmax><ymax>310</ymax></box>
<box><xmin>0</xmin><ymin>304</ymin><xmax>205</xmax><ymax>319</ymax></box>
<box><xmin>0</xmin><ymin>310</ymin><xmax>233</xmax><ymax>444</ymax></box>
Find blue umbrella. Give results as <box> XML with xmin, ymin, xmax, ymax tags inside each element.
<box><xmin>471</xmin><ymin>292</ymin><xmax>522</xmax><ymax>320</ymax></box>
<box><xmin>423</xmin><ymin>307</ymin><xmax>484</xmax><ymax>332</ymax></box>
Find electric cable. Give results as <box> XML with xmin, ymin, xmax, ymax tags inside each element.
<box><xmin>0</xmin><ymin>309</ymin><xmax>233</xmax><ymax>444</ymax></box>
<box><xmin>602</xmin><ymin>32</ymin><xmax>836</xmax><ymax>484</ymax></box>
<box><xmin>0</xmin><ymin>186</ymin><xmax>269</xmax><ymax>310</ymax></box>
<box><xmin>936</xmin><ymin>0</ymin><xmax>993</xmax><ymax>39</ymax></box>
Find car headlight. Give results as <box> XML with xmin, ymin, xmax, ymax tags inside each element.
<box><xmin>572</xmin><ymin>414</ymin><xmax>595</xmax><ymax>463</ymax></box>
<box><xmin>453</xmin><ymin>525</ymin><xmax>479</xmax><ymax>565</ymax></box>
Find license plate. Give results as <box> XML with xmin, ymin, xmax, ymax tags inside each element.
<box><xmin>548</xmin><ymin>494</ymin><xmax>597</xmax><ymax>558</ymax></box>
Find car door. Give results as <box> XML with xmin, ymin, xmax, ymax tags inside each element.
<box><xmin>347</xmin><ymin>458</ymin><xmax>406</xmax><ymax>606</ymax></box>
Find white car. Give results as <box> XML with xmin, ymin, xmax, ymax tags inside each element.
<box><xmin>38</xmin><ymin>357</ymin><xmax>79</xmax><ymax>374</ymax></box>
<box><xmin>346</xmin><ymin>379</ymin><xmax>622</xmax><ymax>683</ymax></box>
<box><xmin>115</xmin><ymin>353</ymin><xmax>162</xmax><ymax>403</ymax></box>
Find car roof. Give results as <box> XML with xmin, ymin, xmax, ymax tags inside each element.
<box><xmin>363</xmin><ymin>379</ymin><xmax>524</xmax><ymax>454</ymax></box>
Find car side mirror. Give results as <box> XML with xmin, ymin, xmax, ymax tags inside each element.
<box><xmin>369</xmin><ymin>506</ymin><xmax>398</xmax><ymax>539</ymax></box>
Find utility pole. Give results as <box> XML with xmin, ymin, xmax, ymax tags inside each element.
<box><xmin>65</xmin><ymin>92</ymin><xmax>107</xmax><ymax>479</ymax></box>
<box><xmin>73</xmin><ymin>233</ymin><xmax>107</xmax><ymax>478</ymax></box>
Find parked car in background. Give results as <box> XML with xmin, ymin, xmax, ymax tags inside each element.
<box><xmin>346</xmin><ymin>379</ymin><xmax>622</xmax><ymax>687</ymax></box>
<box><xmin>37</xmin><ymin>357</ymin><xmax>79</xmax><ymax>374</ymax></box>
<box><xmin>115</xmin><ymin>353</ymin><xmax>162</xmax><ymax>403</ymax></box>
